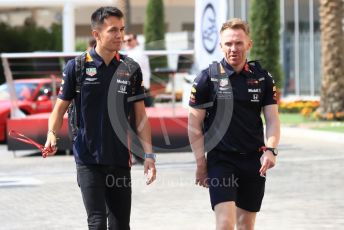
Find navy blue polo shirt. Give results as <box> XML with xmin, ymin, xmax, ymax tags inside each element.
<box><xmin>189</xmin><ymin>58</ymin><xmax>277</xmax><ymax>154</ymax></box>
<box><xmin>58</xmin><ymin>48</ymin><xmax>144</xmax><ymax>167</ymax></box>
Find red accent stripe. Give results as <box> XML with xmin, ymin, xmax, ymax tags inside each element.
<box><xmin>115</xmin><ymin>52</ymin><xmax>120</xmax><ymax>62</ymax></box>
<box><xmin>244</xmin><ymin>62</ymin><xmax>250</xmax><ymax>72</ymax></box>
<box><xmin>259</xmin><ymin>146</ymin><xmax>266</xmax><ymax>152</ymax></box>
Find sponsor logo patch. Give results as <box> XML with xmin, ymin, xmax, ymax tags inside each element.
<box><xmin>248</xmin><ymin>88</ymin><xmax>261</xmax><ymax>93</ymax></box>
<box><xmin>118</xmin><ymin>85</ymin><xmax>127</xmax><ymax>94</ymax></box>
<box><xmin>117</xmin><ymin>79</ymin><xmax>130</xmax><ymax>85</ymax></box>
<box><xmin>86</xmin><ymin>68</ymin><xmax>97</xmax><ymax>76</ymax></box>
<box><xmin>117</xmin><ymin>70</ymin><xmax>130</xmax><ymax>77</ymax></box>
<box><xmin>250</xmin><ymin>93</ymin><xmax>260</xmax><ymax>102</ymax></box>
<box><xmin>247</xmin><ymin>78</ymin><xmax>259</xmax><ymax>85</ymax></box>
<box><xmin>84</xmin><ymin>77</ymin><xmax>100</xmax><ymax>85</ymax></box>
<box><xmin>86</xmin><ymin>77</ymin><xmax>98</xmax><ymax>82</ymax></box>
<box><xmin>219</xmin><ymin>78</ymin><xmax>229</xmax><ymax>87</ymax></box>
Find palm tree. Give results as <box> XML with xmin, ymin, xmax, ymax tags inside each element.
<box><xmin>317</xmin><ymin>0</ymin><xmax>344</xmax><ymax>119</ymax></box>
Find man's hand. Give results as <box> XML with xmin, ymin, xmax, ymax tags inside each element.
<box><xmin>144</xmin><ymin>159</ymin><xmax>156</xmax><ymax>185</ymax></box>
<box><xmin>259</xmin><ymin>151</ymin><xmax>276</xmax><ymax>177</ymax></box>
<box><xmin>195</xmin><ymin>157</ymin><xmax>208</xmax><ymax>187</ymax></box>
<box><xmin>44</xmin><ymin>132</ymin><xmax>58</xmax><ymax>156</ymax></box>
<box><xmin>44</xmin><ymin>99</ymin><xmax>70</xmax><ymax>156</ymax></box>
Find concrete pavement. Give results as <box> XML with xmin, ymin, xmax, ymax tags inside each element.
<box><xmin>0</xmin><ymin>127</ymin><xmax>343</xmax><ymax>230</ymax></box>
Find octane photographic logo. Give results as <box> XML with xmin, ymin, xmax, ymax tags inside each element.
<box><xmin>107</xmin><ymin>53</ymin><xmax>233</xmax><ymax>154</ymax></box>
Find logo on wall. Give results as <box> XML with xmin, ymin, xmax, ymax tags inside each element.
<box><xmin>201</xmin><ymin>3</ymin><xmax>218</xmax><ymax>54</ymax></box>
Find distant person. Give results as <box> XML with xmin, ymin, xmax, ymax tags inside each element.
<box><xmin>123</xmin><ymin>33</ymin><xmax>153</xmax><ymax>107</ymax></box>
<box><xmin>87</xmin><ymin>37</ymin><xmax>96</xmax><ymax>51</ymax></box>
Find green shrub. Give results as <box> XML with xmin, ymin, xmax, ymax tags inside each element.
<box><xmin>144</xmin><ymin>0</ymin><xmax>168</xmax><ymax>70</ymax></box>
<box><xmin>249</xmin><ymin>0</ymin><xmax>283</xmax><ymax>89</ymax></box>
<box><xmin>0</xmin><ymin>22</ymin><xmax>62</xmax><ymax>84</ymax></box>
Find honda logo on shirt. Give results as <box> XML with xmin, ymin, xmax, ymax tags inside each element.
<box><xmin>251</xmin><ymin>94</ymin><xmax>260</xmax><ymax>102</ymax></box>
<box><xmin>118</xmin><ymin>85</ymin><xmax>127</xmax><ymax>94</ymax></box>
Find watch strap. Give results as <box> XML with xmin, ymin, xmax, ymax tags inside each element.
<box><xmin>265</xmin><ymin>147</ymin><xmax>278</xmax><ymax>156</ymax></box>
<box><xmin>144</xmin><ymin>153</ymin><xmax>156</xmax><ymax>161</ymax></box>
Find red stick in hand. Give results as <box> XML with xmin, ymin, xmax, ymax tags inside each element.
<box><xmin>8</xmin><ymin>130</ymin><xmax>52</xmax><ymax>158</ymax></box>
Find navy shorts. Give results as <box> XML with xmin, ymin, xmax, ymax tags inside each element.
<box><xmin>207</xmin><ymin>150</ymin><xmax>266</xmax><ymax>212</ymax></box>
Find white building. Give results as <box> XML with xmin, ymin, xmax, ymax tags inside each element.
<box><xmin>0</xmin><ymin>0</ymin><xmax>341</xmax><ymax>97</ymax></box>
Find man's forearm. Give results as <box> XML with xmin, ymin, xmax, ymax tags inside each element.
<box><xmin>263</xmin><ymin>105</ymin><xmax>280</xmax><ymax>148</ymax></box>
<box><xmin>265</xmin><ymin>121</ymin><xmax>280</xmax><ymax>148</ymax></box>
<box><xmin>136</xmin><ymin>114</ymin><xmax>153</xmax><ymax>154</ymax></box>
<box><xmin>188</xmin><ymin>123</ymin><xmax>206</xmax><ymax>166</ymax></box>
<box><xmin>48</xmin><ymin>99</ymin><xmax>70</xmax><ymax>134</ymax></box>
<box><xmin>48</xmin><ymin>108</ymin><xmax>65</xmax><ymax>134</ymax></box>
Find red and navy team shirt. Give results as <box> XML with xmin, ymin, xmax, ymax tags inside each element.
<box><xmin>189</xmin><ymin>58</ymin><xmax>277</xmax><ymax>154</ymax></box>
<box><xmin>59</xmin><ymin>48</ymin><xmax>144</xmax><ymax>167</ymax></box>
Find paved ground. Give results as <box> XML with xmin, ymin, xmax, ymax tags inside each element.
<box><xmin>0</xmin><ymin>127</ymin><xmax>343</xmax><ymax>230</ymax></box>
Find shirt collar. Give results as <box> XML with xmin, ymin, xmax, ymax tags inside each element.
<box><xmin>89</xmin><ymin>48</ymin><xmax>120</xmax><ymax>68</ymax></box>
<box><xmin>221</xmin><ymin>58</ymin><xmax>250</xmax><ymax>77</ymax></box>
<box><xmin>220</xmin><ymin>58</ymin><xmax>235</xmax><ymax>77</ymax></box>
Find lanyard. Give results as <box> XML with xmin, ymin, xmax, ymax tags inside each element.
<box><xmin>8</xmin><ymin>130</ymin><xmax>51</xmax><ymax>158</ymax></box>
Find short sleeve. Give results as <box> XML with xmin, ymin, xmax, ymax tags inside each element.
<box><xmin>189</xmin><ymin>69</ymin><xmax>212</xmax><ymax>109</ymax></box>
<box><xmin>262</xmin><ymin>72</ymin><xmax>277</xmax><ymax>106</ymax></box>
<box><xmin>58</xmin><ymin>59</ymin><xmax>76</xmax><ymax>101</ymax></box>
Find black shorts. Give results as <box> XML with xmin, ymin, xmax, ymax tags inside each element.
<box><xmin>207</xmin><ymin>150</ymin><xmax>266</xmax><ymax>212</ymax></box>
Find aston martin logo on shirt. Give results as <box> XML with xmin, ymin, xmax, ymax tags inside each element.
<box><xmin>85</xmin><ymin>78</ymin><xmax>98</xmax><ymax>82</ymax></box>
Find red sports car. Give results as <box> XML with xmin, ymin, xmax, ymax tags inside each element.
<box><xmin>0</xmin><ymin>78</ymin><xmax>61</xmax><ymax>141</ymax></box>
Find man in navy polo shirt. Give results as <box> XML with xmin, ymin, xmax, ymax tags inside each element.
<box><xmin>44</xmin><ymin>6</ymin><xmax>156</xmax><ymax>230</ymax></box>
<box><xmin>188</xmin><ymin>18</ymin><xmax>280</xmax><ymax>230</ymax></box>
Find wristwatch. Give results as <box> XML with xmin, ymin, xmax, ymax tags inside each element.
<box><xmin>265</xmin><ymin>147</ymin><xmax>278</xmax><ymax>156</ymax></box>
<box><xmin>144</xmin><ymin>153</ymin><xmax>156</xmax><ymax>162</ymax></box>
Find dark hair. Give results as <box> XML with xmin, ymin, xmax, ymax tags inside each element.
<box><xmin>125</xmin><ymin>33</ymin><xmax>137</xmax><ymax>40</ymax></box>
<box><xmin>91</xmin><ymin>6</ymin><xmax>124</xmax><ymax>29</ymax></box>
<box><xmin>88</xmin><ymin>37</ymin><xmax>96</xmax><ymax>47</ymax></box>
